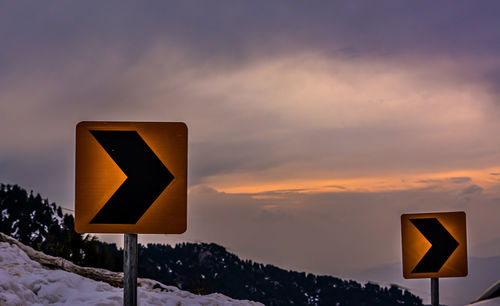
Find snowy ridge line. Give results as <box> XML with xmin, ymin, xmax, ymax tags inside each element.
<box><xmin>0</xmin><ymin>232</ymin><xmax>123</xmax><ymax>288</ymax></box>
<box><xmin>0</xmin><ymin>232</ymin><xmax>246</xmax><ymax>298</ymax></box>
<box><xmin>0</xmin><ymin>234</ymin><xmax>263</xmax><ymax>305</ymax></box>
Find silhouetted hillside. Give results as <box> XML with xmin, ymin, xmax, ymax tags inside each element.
<box><xmin>0</xmin><ymin>184</ymin><xmax>423</xmax><ymax>305</ymax></box>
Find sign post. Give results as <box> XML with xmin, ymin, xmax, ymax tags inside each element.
<box><xmin>401</xmin><ymin>211</ymin><xmax>467</xmax><ymax>305</ymax></box>
<box><xmin>75</xmin><ymin>121</ymin><xmax>188</xmax><ymax>306</ymax></box>
<box><xmin>124</xmin><ymin>234</ymin><xmax>138</xmax><ymax>306</ymax></box>
<box><xmin>431</xmin><ymin>277</ymin><xmax>438</xmax><ymax>306</ymax></box>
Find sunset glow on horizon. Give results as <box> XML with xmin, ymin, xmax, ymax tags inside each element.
<box><xmin>208</xmin><ymin>167</ymin><xmax>500</xmax><ymax>195</ymax></box>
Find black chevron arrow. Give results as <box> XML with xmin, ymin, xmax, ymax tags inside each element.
<box><xmin>89</xmin><ymin>130</ymin><xmax>174</xmax><ymax>224</ymax></box>
<box><xmin>410</xmin><ymin>218</ymin><xmax>459</xmax><ymax>273</ymax></box>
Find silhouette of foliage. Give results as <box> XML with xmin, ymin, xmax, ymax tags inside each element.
<box><xmin>0</xmin><ymin>184</ymin><xmax>122</xmax><ymax>271</ymax></box>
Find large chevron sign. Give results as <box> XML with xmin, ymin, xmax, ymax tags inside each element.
<box><xmin>401</xmin><ymin>211</ymin><xmax>467</xmax><ymax>279</ymax></box>
<box><xmin>75</xmin><ymin>122</ymin><xmax>187</xmax><ymax>234</ymax></box>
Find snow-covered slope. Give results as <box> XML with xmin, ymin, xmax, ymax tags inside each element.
<box><xmin>0</xmin><ymin>239</ymin><xmax>263</xmax><ymax>305</ymax></box>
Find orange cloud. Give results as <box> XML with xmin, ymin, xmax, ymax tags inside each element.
<box><xmin>209</xmin><ymin>167</ymin><xmax>500</xmax><ymax>195</ymax></box>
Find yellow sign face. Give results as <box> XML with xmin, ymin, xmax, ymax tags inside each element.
<box><xmin>75</xmin><ymin>122</ymin><xmax>187</xmax><ymax>234</ymax></box>
<box><xmin>401</xmin><ymin>211</ymin><xmax>467</xmax><ymax>279</ymax></box>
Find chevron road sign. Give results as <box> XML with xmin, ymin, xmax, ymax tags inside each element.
<box><xmin>401</xmin><ymin>211</ymin><xmax>467</xmax><ymax>279</ymax></box>
<box><xmin>75</xmin><ymin>122</ymin><xmax>187</xmax><ymax>234</ymax></box>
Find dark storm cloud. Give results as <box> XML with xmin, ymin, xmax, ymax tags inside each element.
<box><xmin>2</xmin><ymin>1</ymin><xmax>500</xmax><ymax>73</ymax></box>
<box><xmin>4</xmin><ymin>3</ymin><xmax>500</xmax><ymax>158</ymax></box>
<box><xmin>2</xmin><ymin>1</ymin><xmax>500</xmax><ymax>205</ymax></box>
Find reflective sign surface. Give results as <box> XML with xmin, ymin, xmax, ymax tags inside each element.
<box><xmin>401</xmin><ymin>211</ymin><xmax>467</xmax><ymax>279</ymax></box>
<box><xmin>75</xmin><ymin>122</ymin><xmax>187</xmax><ymax>234</ymax></box>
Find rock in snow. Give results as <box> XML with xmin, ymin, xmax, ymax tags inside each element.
<box><xmin>0</xmin><ymin>240</ymin><xmax>263</xmax><ymax>306</ymax></box>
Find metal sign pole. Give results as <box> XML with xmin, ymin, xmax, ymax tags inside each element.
<box><xmin>124</xmin><ymin>234</ymin><xmax>138</xmax><ymax>306</ymax></box>
<box><xmin>431</xmin><ymin>278</ymin><xmax>439</xmax><ymax>306</ymax></box>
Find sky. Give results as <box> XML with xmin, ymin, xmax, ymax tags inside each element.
<box><xmin>1</xmin><ymin>0</ymin><xmax>500</xmax><ymax>301</ymax></box>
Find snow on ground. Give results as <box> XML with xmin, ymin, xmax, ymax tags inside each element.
<box><xmin>0</xmin><ymin>242</ymin><xmax>263</xmax><ymax>306</ymax></box>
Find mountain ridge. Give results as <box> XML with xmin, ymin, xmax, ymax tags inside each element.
<box><xmin>0</xmin><ymin>183</ymin><xmax>423</xmax><ymax>305</ymax></box>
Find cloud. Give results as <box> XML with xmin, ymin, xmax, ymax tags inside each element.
<box><xmin>3</xmin><ymin>1</ymin><xmax>500</xmax><ymax>67</ymax></box>
<box><xmin>2</xmin><ymin>48</ymin><xmax>500</xmax><ymax>206</ymax></box>
<box><xmin>323</xmin><ymin>185</ymin><xmax>347</xmax><ymax>190</ymax></box>
<box><xmin>461</xmin><ymin>184</ymin><xmax>483</xmax><ymax>196</ymax></box>
<box><xmin>418</xmin><ymin>177</ymin><xmax>472</xmax><ymax>184</ymax></box>
<box><xmin>416</xmin><ymin>179</ymin><xmax>443</xmax><ymax>184</ymax></box>
<box><xmin>448</xmin><ymin>177</ymin><xmax>472</xmax><ymax>184</ymax></box>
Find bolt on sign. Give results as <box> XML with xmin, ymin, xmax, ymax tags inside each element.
<box><xmin>75</xmin><ymin>122</ymin><xmax>187</xmax><ymax>234</ymax></box>
<box><xmin>401</xmin><ymin>211</ymin><xmax>467</xmax><ymax>279</ymax></box>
